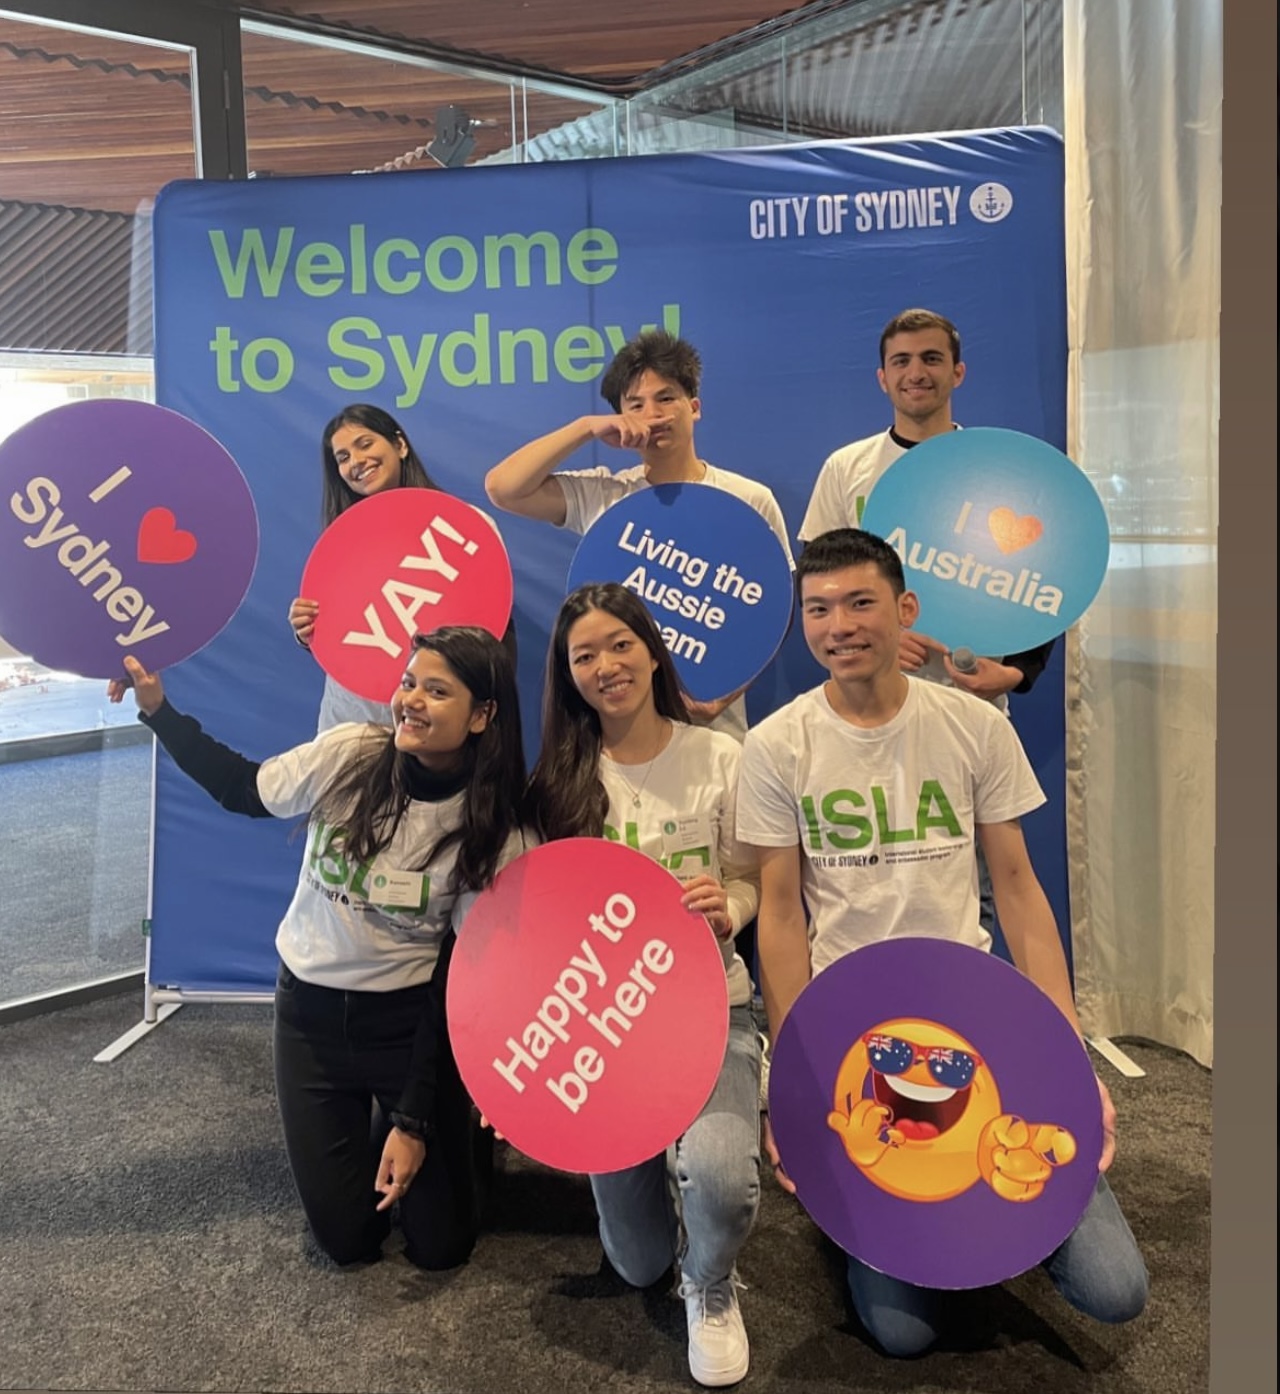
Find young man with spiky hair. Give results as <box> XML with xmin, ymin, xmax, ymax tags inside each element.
<box><xmin>484</xmin><ymin>329</ymin><xmax>793</xmax><ymax>741</ymax></box>
<box><xmin>736</xmin><ymin>527</ymin><xmax>1147</xmax><ymax>1358</ymax></box>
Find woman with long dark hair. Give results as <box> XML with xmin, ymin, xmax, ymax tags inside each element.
<box><xmin>288</xmin><ymin>403</ymin><xmax>515</xmax><ymax>732</ymax></box>
<box><xmin>526</xmin><ymin>583</ymin><xmax>761</xmax><ymax>1390</ymax></box>
<box><xmin>110</xmin><ymin>626</ymin><xmax>527</xmax><ymax>1270</ymax></box>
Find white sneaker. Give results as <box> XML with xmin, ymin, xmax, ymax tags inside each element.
<box><xmin>679</xmin><ymin>1272</ymin><xmax>749</xmax><ymax>1387</ymax></box>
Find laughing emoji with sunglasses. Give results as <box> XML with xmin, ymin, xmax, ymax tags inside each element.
<box><xmin>826</xmin><ymin>1018</ymin><xmax>1076</xmax><ymax>1203</ymax></box>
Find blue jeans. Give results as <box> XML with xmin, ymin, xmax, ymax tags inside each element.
<box><xmin>845</xmin><ymin>1174</ymin><xmax>1149</xmax><ymax>1357</ymax></box>
<box><xmin>590</xmin><ymin>1004</ymin><xmax>761</xmax><ymax>1288</ymax></box>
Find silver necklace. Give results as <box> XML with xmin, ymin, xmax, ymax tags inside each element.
<box><xmin>614</xmin><ymin>758</ymin><xmax>656</xmax><ymax>808</ymax></box>
<box><xmin>608</xmin><ymin>726</ymin><xmax>672</xmax><ymax>807</ymax></box>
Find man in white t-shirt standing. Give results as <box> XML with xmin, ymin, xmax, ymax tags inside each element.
<box><xmin>799</xmin><ymin>308</ymin><xmax>963</xmax><ymax>538</ymax></box>
<box><xmin>737</xmin><ymin>528</ymin><xmax>1147</xmax><ymax>1357</ymax></box>
<box><xmin>484</xmin><ymin>330</ymin><xmax>794</xmax><ymax>743</ymax></box>
<box><xmin>799</xmin><ymin>307</ymin><xmax>1055</xmax><ymax>705</ymax></box>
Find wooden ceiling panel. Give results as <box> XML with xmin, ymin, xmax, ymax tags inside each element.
<box><xmin>0</xmin><ymin>38</ymin><xmax>196</xmax><ymax>212</ymax></box>
<box><xmin>5</xmin><ymin>2</ymin><xmax>847</xmax><ymax>214</ymax></box>
<box><xmin>0</xmin><ymin>9</ymin><xmax>648</xmax><ymax>213</ymax></box>
<box><xmin>245</xmin><ymin>2</ymin><xmax>809</xmax><ymax>86</ymax></box>
<box><xmin>0</xmin><ymin>19</ymin><xmax>189</xmax><ymax>73</ymax></box>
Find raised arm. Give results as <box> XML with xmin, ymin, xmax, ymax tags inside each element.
<box><xmin>107</xmin><ymin>656</ymin><xmax>270</xmax><ymax>818</ymax></box>
<box><xmin>484</xmin><ymin>413</ymin><xmax>655</xmax><ymax>523</ymax></box>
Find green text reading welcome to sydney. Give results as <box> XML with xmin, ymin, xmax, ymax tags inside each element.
<box><xmin>204</xmin><ymin>223</ymin><xmax>682</xmax><ymax>405</ymax></box>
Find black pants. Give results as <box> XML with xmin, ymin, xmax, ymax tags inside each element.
<box><xmin>273</xmin><ymin>963</ymin><xmax>481</xmax><ymax>1269</ymax></box>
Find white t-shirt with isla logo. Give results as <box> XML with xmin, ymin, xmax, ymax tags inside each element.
<box><xmin>598</xmin><ymin>722</ymin><xmax>759</xmax><ymax>1007</ymax></box>
<box><xmin>736</xmin><ymin>680</ymin><xmax>1044</xmax><ymax>976</ymax></box>
<box><xmin>258</xmin><ymin>722</ymin><xmax>526</xmax><ymax>992</ymax></box>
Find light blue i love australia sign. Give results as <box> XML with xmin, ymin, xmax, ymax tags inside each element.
<box><xmin>860</xmin><ymin>428</ymin><xmax>1111</xmax><ymax>656</ymax></box>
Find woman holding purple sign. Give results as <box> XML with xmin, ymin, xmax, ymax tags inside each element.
<box><xmin>109</xmin><ymin>627</ymin><xmax>528</xmax><ymax>1271</ymax></box>
<box><xmin>288</xmin><ymin>404</ymin><xmax>515</xmax><ymax>731</ymax></box>
<box><xmin>527</xmin><ymin>583</ymin><xmax>761</xmax><ymax>1390</ymax></box>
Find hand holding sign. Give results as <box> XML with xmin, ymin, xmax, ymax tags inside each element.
<box><xmin>0</xmin><ymin>400</ymin><xmax>258</xmax><ymax>678</ymax></box>
<box><xmin>300</xmin><ymin>489</ymin><xmax>513</xmax><ymax>703</ymax></box>
<box><xmin>105</xmin><ymin>655</ymin><xmax>165</xmax><ymax>715</ymax></box>
<box><xmin>768</xmin><ymin>938</ymin><xmax>1102</xmax><ymax>1290</ymax></box>
<box><xmin>860</xmin><ymin>428</ymin><xmax>1110</xmax><ymax>657</ymax></box>
<box><xmin>567</xmin><ymin>485</ymin><xmax>793</xmax><ymax>703</ymax></box>
<box><xmin>447</xmin><ymin>839</ymin><xmax>729</xmax><ymax>1174</ymax></box>
<box><xmin>288</xmin><ymin>597</ymin><xmax>319</xmax><ymax>648</ymax></box>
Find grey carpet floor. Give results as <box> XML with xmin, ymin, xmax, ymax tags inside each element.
<box><xmin>0</xmin><ymin>996</ymin><xmax>1209</xmax><ymax>1394</ymax></box>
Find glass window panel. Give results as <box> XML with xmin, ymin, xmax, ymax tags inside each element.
<box><xmin>240</xmin><ymin>27</ymin><xmax>614</xmax><ymax>177</ymax></box>
<box><xmin>621</xmin><ymin>0</ymin><xmax>1063</xmax><ymax>152</ymax></box>
<box><xmin>242</xmin><ymin>28</ymin><xmax>521</xmax><ymax>176</ymax></box>
<box><xmin>0</xmin><ymin>18</ymin><xmax>195</xmax><ymax>214</ymax></box>
<box><xmin>0</xmin><ymin>13</ymin><xmax>196</xmax><ymax>1006</ymax></box>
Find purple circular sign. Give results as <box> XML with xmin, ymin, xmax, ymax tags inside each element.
<box><xmin>768</xmin><ymin>938</ymin><xmax>1102</xmax><ymax>1290</ymax></box>
<box><xmin>0</xmin><ymin>400</ymin><xmax>258</xmax><ymax>678</ymax></box>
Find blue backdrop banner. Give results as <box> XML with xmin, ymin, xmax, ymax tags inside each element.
<box><xmin>150</xmin><ymin>126</ymin><xmax>1069</xmax><ymax>992</ymax></box>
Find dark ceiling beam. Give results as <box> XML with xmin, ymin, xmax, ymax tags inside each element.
<box><xmin>232</xmin><ymin>3</ymin><xmax>630</xmax><ymax>96</ymax></box>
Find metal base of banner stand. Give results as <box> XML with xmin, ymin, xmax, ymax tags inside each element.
<box><xmin>148</xmin><ymin>988</ymin><xmax>276</xmax><ymax>1012</ymax></box>
<box><xmin>94</xmin><ymin>1002</ymin><xmax>184</xmax><ymax>1062</ymax></box>
<box><xmin>1086</xmin><ymin>1036</ymin><xmax>1147</xmax><ymax>1079</ymax></box>
<box><xmin>94</xmin><ymin>986</ymin><xmax>274</xmax><ymax>1063</ymax></box>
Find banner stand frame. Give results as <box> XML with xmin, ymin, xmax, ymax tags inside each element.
<box><xmin>1086</xmin><ymin>1036</ymin><xmax>1147</xmax><ymax>1079</ymax></box>
<box><xmin>93</xmin><ymin>984</ymin><xmax>274</xmax><ymax>1063</ymax></box>
<box><xmin>93</xmin><ymin>801</ymin><xmax>274</xmax><ymax>1061</ymax></box>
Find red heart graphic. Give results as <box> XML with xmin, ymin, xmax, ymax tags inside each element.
<box><xmin>137</xmin><ymin>507</ymin><xmax>198</xmax><ymax>564</ymax></box>
<box><xmin>987</xmin><ymin>506</ymin><xmax>1044</xmax><ymax>555</ymax></box>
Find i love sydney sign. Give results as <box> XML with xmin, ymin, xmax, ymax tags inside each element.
<box><xmin>0</xmin><ymin>400</ymin><xmax>258</xmax><ymax>678</ymax></box>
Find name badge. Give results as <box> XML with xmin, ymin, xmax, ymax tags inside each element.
<box><xmin>661</xmin><ymin>814</ymin><xmax>713</xmax><ymax>860</ymax></box>
<box><xmin>365</xmin><ymin>868</ymin><xmax>429</xmax><ymax>909</ymax></box>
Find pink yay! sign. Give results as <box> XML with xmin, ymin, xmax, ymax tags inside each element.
<box><xmin>301</xmin><ymin>489</ymin><xmax>513</xmax><ymax>703</ymax></box>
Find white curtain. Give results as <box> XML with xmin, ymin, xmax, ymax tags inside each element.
<box><xmin>1062</xmin><ymin>1</ymin><xmax>1220</xmax><ymax>1066</ymax></box>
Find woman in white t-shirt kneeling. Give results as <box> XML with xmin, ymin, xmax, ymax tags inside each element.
<box><xmin>526</xmin><ymin>583</ymin><xmax>761</xmax><ymax>1390</ymax></box>
<box><xmin>110</xmin><ymin>627</ymin><xmax>527</xmax><ymax>1270</ymax></box>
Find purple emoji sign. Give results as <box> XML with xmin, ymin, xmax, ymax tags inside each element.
<box><xmin>0</xmin><ymin>400</ymin><xmax>258</xmax><ymax>678</ymax></box>
<box><xmin>768</xmin><ymin>938</ymin><xmax>1102</xmax><ymax>1290</ymax></box>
